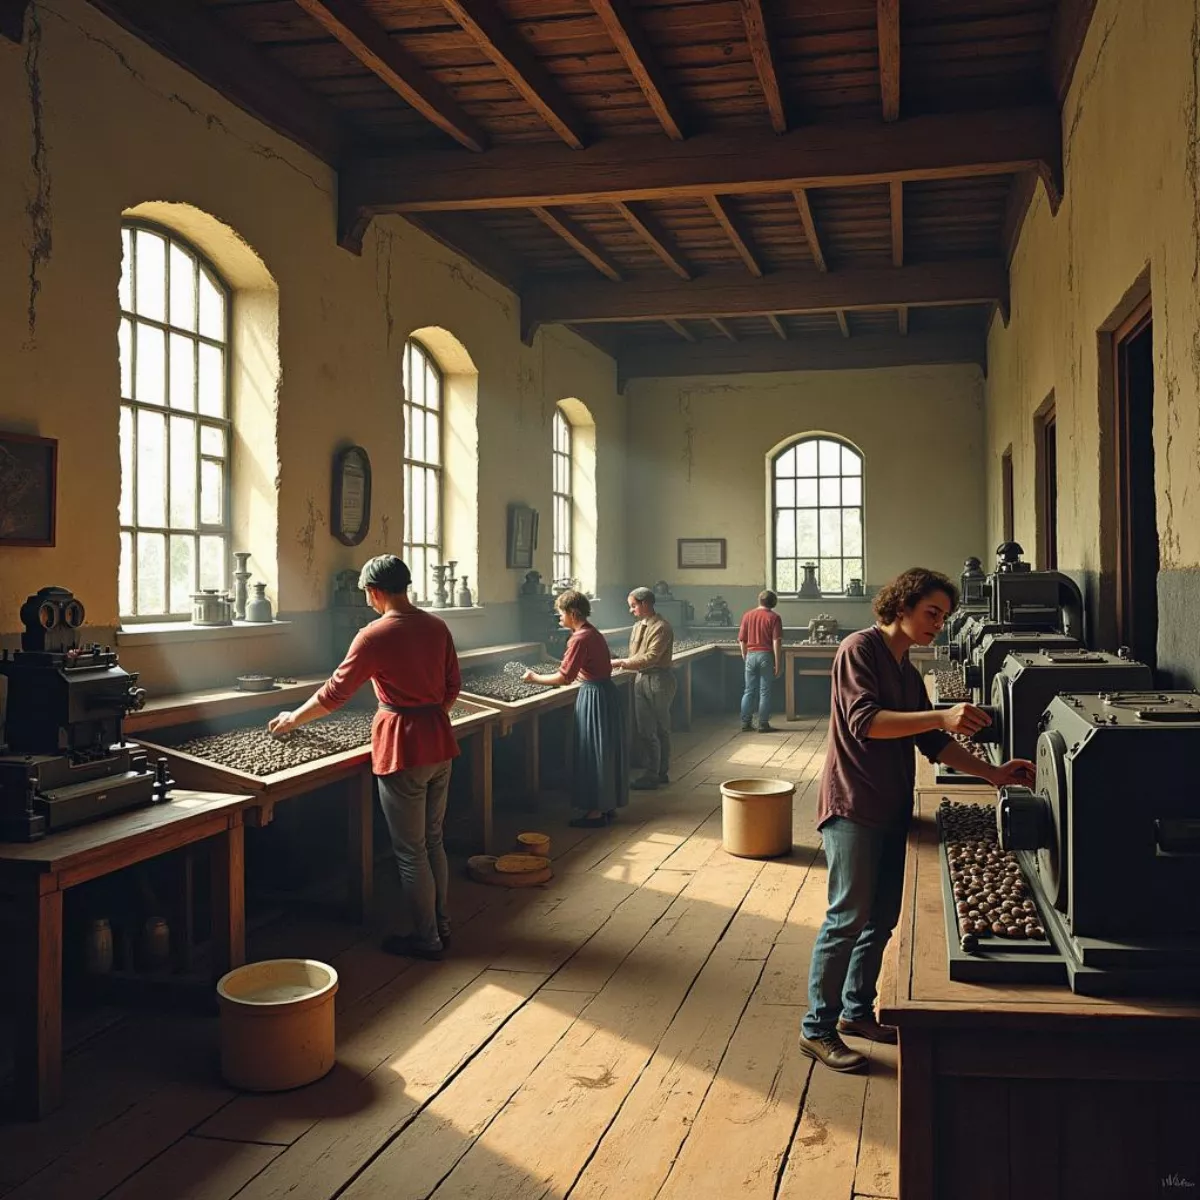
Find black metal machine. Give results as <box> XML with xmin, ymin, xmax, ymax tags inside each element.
<box><xmin>995</xmin><ymin>690</ymin><xmax>1200</xmax><ymax>993</ymax></box>
<box><xmin>965</xmin><ymin>629</ymin><xmax>1081</xmax><ymax>706</ymax></box>
<box><xmin>943</xmin><ymin>556</ymin><xmax>989</xmax><ymax>645</ymax></box>
<box><xmin>0</xmin><ymin>587</ymin><xmax>170</xmax><ymax>841</ymax></box>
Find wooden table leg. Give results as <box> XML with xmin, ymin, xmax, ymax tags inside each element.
<box><xmin>469</xmin><ymin>726</ymin><xmax>494</xmax><ymax>854</ymax></box>
<box><xmin>347</xmin><ymin>768</ymin><xmax>374</xmax><ymax>924</ymax></box>
<box><xmin>898</xmin><ymin>1027</ymin><xmax>936</xmax><ymax>1200</ymax></box>
<box><xmin>786</xmin><ymin>652</ymin><xmax>797</xmax><ymax>721</ymax></box>
<box><xmin>681</xmin><ymin>661</ymin><xmax>693</xmax><ymax>731</ymax></box>
<box><xmin>210</xmin><ymin>817</ymin><xmax>246</xmax><ymax>976</ymax></box>
<box><xmin>172</xmin><ymin>848</ymin><xmax>196</xmax><ymax>974</ymax></box>
<box><xmin>14</xmin><ymin>878</ymin><xmax>63</xmax><ymax>1119</ymax></box>
<box><xmin>524</xmin><ymin>714</ymin><xmax>541</xmax><ymax>798</ymax></box>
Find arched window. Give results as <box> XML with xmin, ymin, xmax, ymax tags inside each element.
<box><xmin>552</xmin><ymin>409</ymin><xmax>573</xmax><ymax>583</ymax></box>
<box><xmin>772</xmin><ymin>435</ymin><xmax>863</xmax><ymax>594</ymax></box>
<box><xmin>119</xmin><ymin>221</ymin><xmax>231</xmax><ymax>618</ymax></box>
<box><xmin>402</xmin><ymin>338</ymin><xmax>443</xmax><ymax>604</ymax></box>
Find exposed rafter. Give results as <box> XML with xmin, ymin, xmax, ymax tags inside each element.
<box><xmin>613</xmin><ymin>201</ymin><xmax>692</xmax><ymax>280</ymax></box>
<box><xmin>739</xmin><ymin>0</ymin><xmax>786</xmax><ymax>134</ymax></box>
<box><xmin>767</xmin><ymin>314</ymin><xmax>788</xmax><ymax>340</ymax></box>
<box><xmin>294</xmin><ymin>0</ymin><xmax>486</xmax><ymax>152</ymax></box>
<box><xmin>86</xmin><ymin>0</ymin><xmax>343</xmax><ymax>164</ymax></box>
<box><xmin>711</xmin><ymin>318</ymin><xmax>738</xmax><ymax>341</ymax></box>
<box><xmin>618</xmin><ymin>329</ymin><xmax>987</xmax><ymax>382</ymax></box>
<box><xmin>793</xmin><ymin>189</ymin><xmax>828</xmax><ymax>272</ymax></box>
<box><xmin>665</xmin><ymin>319</ymin><xmax>696</xmax><ymax>342</ymax></box>
<box><xmin>591</xmin><ymin>0</ymin><xmax>686</xmax><ymax>140</ymax></box>
<box><xmin>441</xmin><ymin>0</ymin><xmax>587</xmax><ymax>149</ymax></box>
<box><xmin>1</xmin><ymin>0</ymin><xmax>30</xmax><ymax>42</ymax></box>
<box><xmin>877</xmin><ymin>0</ymin><xmax>900</xmax><ymax>122</ymax></box>
<box><xmin>705</xmin><ymin>196</ymin><xmax>763</xmax><ymax>278</ymax></box>
<box><xmin>342</xmin><ymin>107</ymin><xmax>1063</xmax><ymax>216</ymax></box>
<box><xmin>520</xmin><ymin>259</ymin><xmax>1008</xmax><ymax>337</ymax></box>
<box><xmin>531</xmin><ymin>208</ymin><xmax>622</xmax><ymax>281</ymax></box>
<box><xmin>890</xmin><ymin>179</ymin><xmax>904</xmax><ymax>267</ymax></box>
<box><xmin>837</xmin><ymin>311</ymin><xmax>852</xmax><ymax>338</ymax></box>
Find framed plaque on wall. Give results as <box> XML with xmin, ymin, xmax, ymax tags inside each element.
<box><xmin>677</xmin><ymin>538</ymin><xmax>726</xmax><ymax>569</ymax></box>
<box><xmin>331</xmin><ymin>444</ymin><xmax>372</xmax><ymax>547</ymax></box>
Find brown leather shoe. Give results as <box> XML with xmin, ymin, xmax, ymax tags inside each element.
<box><xmin>837</xmin><ymin>1015</ymin><xmax>898</xmax><ymax>1044</ymax></box>
<box><xmin>798</xmin><ymin>1032</ymin><xmax>867</xmax><ymax>1073</ymax></box>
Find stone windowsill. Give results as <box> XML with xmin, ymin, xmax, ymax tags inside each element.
<box><xmin>422</xmin><ymin>605</ymin><xmax>487</xmax><ymax>618</ymax></box>
<box><xmin>117</xmin><ymin>619</ymin><xmax>293</xmax><ymax>647</ymax></box>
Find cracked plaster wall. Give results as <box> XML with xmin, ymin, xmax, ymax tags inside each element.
<box><xmin>0</xmin><ymin>1</ymin><xmax>627</xmax><ymax>684</ymax></box>
<box><xmin>985</xmin><ymin>0</ymin><xmax>1200</xmax><ymax>680</ymax></box>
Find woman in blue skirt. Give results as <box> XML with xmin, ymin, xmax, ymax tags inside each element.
<box><xmin>524</xmin><ymin>589</ymin><xmax>629</xmax><ymax>828</ymax></box>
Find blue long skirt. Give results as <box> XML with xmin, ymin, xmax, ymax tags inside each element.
<box><xmin>572</xmin><ymin>680</ymin><xmax>629</xmax><ymax>813</ymax></box>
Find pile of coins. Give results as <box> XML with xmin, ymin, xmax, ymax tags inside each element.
<box><xmin>448</xmin><ymin>702</ymin><xmax>472</xmax><ymax>721</ymax></box>
<box><xmin>939</xmin><ymin>800</ymin><xmax>1046</xmax><ymax>952</ymax></box>
<box><xmin>932</xmin><ymin>664</ymin><xmax>970</xmax><ymax>701</ymax></box>
<box><xmin>949</xmin><ymin>730</ymin><xmax>991</xmax><ymax>762</ymax></box>
<box><xmin>461</xmin><ymin>661</ymin><xmax>562</xmax><ymax>702</ymax></box>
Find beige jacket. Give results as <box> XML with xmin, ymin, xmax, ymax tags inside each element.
<box><xmin>626</xmin><ymin>612</ymin><xmax>674</xmax><ymax>672</ymax></box>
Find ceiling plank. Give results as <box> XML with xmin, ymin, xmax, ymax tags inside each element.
<box><xmin>590</xmin><ymin>0</ymin><xmax>686</xmax><ymax>141</ymax></box>
<box><xmin>531</xmin><ymin>207</ymin><xmax>623</xmax><ymax>281</ymax></box>
<box><xmin>890</xmin><ymin>179</ymin><xmax>904</xmax><ymax>267</ymax></box>
<box><xmin>86</xmin><ymin>0</ymin><xmax>342</xmax><ymax>164</ymax></box>
<box><xmin>522</xmin><ymin>259</ymin><xmax>1007</xmax><ymax>327</ymax></box>
<box><xmin>739</xmin><ymin>0</ymin><xmax>786</xmax><ymax>134</ymax></box>
<box><xmin>711</xmin><ymin>318</ymin><xmax>738</xmax><ymax>341</ymax></box>
<box><xmin>705</xmin><ymin>196</ymin><xmax>763</xmax><ymax>277</ymax></box>
<box><xmin>837</xmin><ymin>311</ymin><xmax>851</xmax><ymax>338</ymax></box>
<box><xmin>1047</xmin><ymin>0</ymin><xmax>1099</xmax><ymax>105</ymax></box>
<box><xmin>619</xmin><ymin>329</ymin><xmax>987</xmax><ymax>380</ymax></box>
<box><xmin>767</xmin><ymin>314</ymin><xmax>788</xmax><ymax>340</ymax></box>
<box><xmin>898</xmin><ymin>306</ymin><xmax>909</xmax><ymax>335</ymax></box>
<box><xmin>793</xmin><ymin>189</ymin><xmax>827</xmax><ymax>272</ymax></box>
<box><xmin>613</xmin><ymin>201</ymin><xmax>692</xmax><ymax>280</ymax></box>
<box><xmin>665</xmin><ymin>319</ymin><xmax>697</xmax><ymax>342</ymax></box>
<box><xmin>877</xmin><ymin>0</ymin><xmax>900</xmax><ymax>122</ymax></box>
<box><xmin>1</xmin><ymin>1</ymin><xmax>29</xmax><ymax>42</ymax></box>
<box><xmin>343</xmin><ymin>107</ymin><xmax>1063</xmax><ymax>214</ymax></box>
<box><xmin>293</xmin><ymin>0</ymin><xmax>486</xmax><ymax>152</ymax></box>
<box><xmin>441</xmin><ymin>0</ymin><xmax>588</xmax><ymax>149</ymax></box>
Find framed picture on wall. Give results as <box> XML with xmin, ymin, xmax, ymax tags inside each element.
<box><xmin>677</xmin><ymin>538</ymin><xmax>726</xmax><ymax>569</ymax></box>
<box><xmin>507</xmin><ymin>503</ymin><xmax>539</xmax><ymax>569</ymax></box>
<box><xmin>0</xmin><ymin>432</ymin><xmax>57</xmax><ymax>548</ymax></box>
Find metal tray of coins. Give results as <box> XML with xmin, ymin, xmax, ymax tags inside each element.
<box><xmin>458</xmin><ymin>657</ymin><xmax>631</xmax><ymax>733</ymax></box>
<box><xmin>936</xmin><ymin>799</ymin><xmax>1066</xmax><ymax>984</ymax></box>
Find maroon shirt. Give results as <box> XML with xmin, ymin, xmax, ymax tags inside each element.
<box><xmin>739</xmin><ymin>607</ymin><xmax>783</xmax><ymax>652</ymax></box>
<box><xmin>559</xmin><ymin>621</ymin><xmax>612</xmax><ymax>682</ymax></box>
<box><xmin>817</xmin><ymin>625</ymin><xmax>949</xmax><ymax>830</ymax></box>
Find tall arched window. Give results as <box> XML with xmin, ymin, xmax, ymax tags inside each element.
<box><xmin>403</xmin><ymin>338</ymin><xmax>443</xmax><ymax>604</ymax></box>
<box><xmin>119</xmin><ymin>222</ymin><xmax>231</xmax><ymax>618</ymax></box>
<box><xmin>772</xmin><ymin>435</ymin><xmax>863</xmax><ymax>594</ymax></box>
<box><xmin>552</xmin><ymin>409</ymin><xmax>573</xmax><ymax>583</ymax></box>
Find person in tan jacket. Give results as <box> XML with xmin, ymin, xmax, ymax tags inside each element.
<box><xmin>612</xmin><ymin>587</ymin><xmax>676</xmax><ymax>790</ymax></box>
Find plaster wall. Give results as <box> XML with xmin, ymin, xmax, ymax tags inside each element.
<box><xmin>625</xmin><ymin>365</ymin><xmax>987</xmax><ymax>626</ymax></box>
<box><xmin>0</xmin><ymin>1</ymin><xmax>627</xmax><ymax>692</ymax></box>
<box><xmin>985</xmin><ymin>0</ymin><xmax>1200</xmax><ymax>681</ymax></box>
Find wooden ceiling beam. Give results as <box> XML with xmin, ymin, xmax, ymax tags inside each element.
<box><xmin>86</xmin><ymin>0</ymin><xmax>343</xmax><ymax>164</ymax></box>
<box><xmin>665</xmin><ymin>319</ymin><xmax>696</xmax><ymax>342</ymax></box>
<box><xmin>531</xmin><ymin>208</ymin><xmax>622</xmax><ymax>281</ymax></box>
<box><xmin>343</xmin><ymin>107</ymin><xmax>1063</xmax><ymax>214</ymax></box>
<box><xmin>793</xmin><ymin>189</ymin><xmax>827</xmax><ymax>272</ymax></box>
<box><xmin>890</xmin><ymin>179</ymin><xmax>904</xmax><ymax>268</ymax></box>
<box><xmin>294</xmin><ymin>0</ymin><xmax>486</xmax><ymax>152</ymax></box>
<box><xmin>618</xmin><ymin>329</ymin><xmax>987</xmax><ymax>381</ymax></box>
<box><xmin>705</xmin><ymin>196</ymin><xmax>763</xmax><ymax>277</ymax></box>
<box><xmin>590</xmin><ymin>0</ymin><xmax>686</xmax><ymax>141</ymax></box>
<box><xmin>441</xmin><ymin>0</ymin><xmax>587</xmax><ymax>149</ymax></box>
<box><xmin>1047</xmin><ymin>0</ymin><xmax>1099</xmax><ymax>104</ymax></box>
<box><xmin>521</xmin><ymin>259</ymin><xmax>1006</xmax><ymax>327</ymax></box>
<box><xmin>739</xmin><ymin>0</ymin><xmax>786</xmax><ymax>134</ymax></box>
<box><xmin>1</xmin><ymin>0</ymin><xmax>29</xmax><ymax>42</ymax></box>
<box><xmin>877</xmin><ymin>0</ymin><xmax>900</xmax><ymax>122</ymax></box>
<box><xmin>711</xmin><ymin>318</ymin><xmax>738</xmax><ymax>341</ymax></box>
<box><xmin>1001</xmin><ymin>170</ymin><xmax>1040</xmax><ymax>266</ymax></box>
<box><xmin>613</xmin><ymin>201</ymin><xmax>692</xmax><ymax>280</ymax></box>
<box><xmin>767</xmin><ymin>314</ymin><xmax>788</xmax><ymax>340</ymax></box>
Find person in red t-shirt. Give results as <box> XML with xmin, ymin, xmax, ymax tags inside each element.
<box><xmin>267</xmin><ymin>555</ymin><xmax>460</xmax><ymax>962</ymax></box>
<box><xmin>737</xmin><ymin>589</ymin><xmax>784</xmax><ymax>732</ymax></box>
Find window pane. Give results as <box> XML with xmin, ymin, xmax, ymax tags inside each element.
<box><xmin>412</xmin><ymin>465</ymin><xmax>427</xmax><ymax>540</ymax></box>
<box><xmin>842</xmin><ymin>477</ymin><xmax>862</xmax><ymax>507</ymax></box>
<box><xmin>775</xmin><ymin>510</ymin><xmax>795</xmax><ymax>557</ymax></box>
<box><xmin>119</xmin><ymin>228</ymin><xmax>133</xmax><ymax>312</ymax></box>
<box><xmin>169</xmin><ymin>333</ymin><xmax>196</xmax><ymax>411</ymax></box>
<box><xmin>797</xmin><ymin>509</ymin><xmax>818</xmax><ymax>557</ymax></box>
<box><xmin>819</xmin><ymin>439</ymin><xmax>841</xmax><ymax>475</ymax></box>
<box><xmin>135</xmin><ymin>229</ymin><xmax>166</xmax><ymax>322</ymax></box>
<box><xmin>119</xmin><ymin>318</ymin><xmax>133</xmax><ymax>399</ymax></box>
<box><xmin>426</xmin><ymin>469</ymin><xmax>439</xmax><ymax>544</ymax></box>
<box><xmin>425</xmin><ymin>412</ymin><xmax>440</xmax><ymax>466</ymax></box>
<box><xmin>199</xmin><ymin>535</ymin><xmax>225</xmax><ymax>591</ymax></box>
<box><xmin>775</xmin><ymin>478</ymin><xmax>795</xmax><ymax>508</ymax></box>
<box><xmin>402</xmin><ymin>468</ymin><xmax>413</xmax><ymax>542</ymax></box>
<box><xmin>402</xmin><ymin>344</ymin><xmax>412</xmax><ymax>396</ymax></box>
<box><xmin>843</xmin><ymin>508</ymin><xmax>863</xmax><ymax>556</ymax></box>
<box><xmin>819</xmin><ymin>558</ymin><xmax>842</xmax><ymax>593</ymax></box>
<box><xmin>776</xmin><ymin>560</ymin><xmax>796</xmax><ymax>592</ymax></box>
<box><xmin>135</xmin><ymin>322</ymin><xmax>165</xmax><ymax>406</ymax></box>
<box><xmin>119</xmin><ymin>406</ymin><xmax>134</xmax><ymax>525</ymax></box>
<box><xmin>797</xmin><ymin>478</ymin><xmax>818</xmax><ymax>507</ymax></box>
<box><xmin>136</xmin><ymin>532</ymin><xmax>166</xmax><ymax>614</ymax></box>
<box><xmin>136</xmin><ymin>408</ymin><xmax>166</xmax><ymax>526</ymax></box>
<box><xmin>200</xmin><ymin>459</ymin><xmax>223</xmax><ymax>524</ymax></box>
<box><xmin>796</xmin><ymin>440</ymin><xmax>818</xmax><ymax>476</ymax></box>
<box><xmin>410</xmin><ymin>404</ymin><xmax>425</xmax><ymax>461</ymax></box>
<box><xmin>842</xmin><ymin>446</ymin><xmax>862</xmax><ymax>476</ymax></box>
<box><xmin>820</xmin><ymin>508</ymin><xmax>842</xmax><ymax>556</ymax></box>
<box><xmin>844</xmin><ymin>557</ymin><xmax>863</xmax><ymax>583</ymax></box>
<box><xmin>169</xmin><ymin>417</ymin><xmax>197</xmax><ymax>527</ymax></box>
<box><xmin>819</xmin><ymin>477</ymin><xmax>840</xmax><ymax>506</ymax></box>
<box><xmin>169</xmin><ymin>535</ymin><xmax>195</xmax><ymax>613</ymax></box>
<box><xmin>198</xmin><ymin>268</ymin><xmax>225</xmax><ymax>341</ymax></box>
<box><xmin>776</xmin><ymin>446</ymin><xmax>796</xmax><ymax>476</ymax></box>
<box><xmin>200</xmin><ymin>425</ymin><xmax>225</xmax><ymax>457</ymax></box>
<box><xmin>198</xmin><ymin>343</ymin><xmax>223</xmax><ymax>416</ymax></box>
<box><xmin>412</xmin><ymin>547</ymin><xmax>428</xmax><ymax>604</ymax></box>
<box><xmin>169</xmin><ymin>243</ymin><xmax>196</xmax><ymax>331</ymax></box>
<box><xmin>119</xmin><ymin>531</ymin><xmax>133</xmax><ymax>615</ymax></box>
<box><xmin>409</xmin><ymin>352</ymin><xmax>425</xmax><ymax>408</ymax></box>
<box><xmin>425</xmin><ymin>363</ymin><xmax>440</xmax><ymax>411</ymax></box>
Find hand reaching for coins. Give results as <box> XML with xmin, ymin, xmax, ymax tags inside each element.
<box><xmin>940</xmin><ymin>702</ymin><xmax>990</xmax><ymax>737</ymax></box>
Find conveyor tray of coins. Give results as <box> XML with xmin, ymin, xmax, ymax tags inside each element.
<box><xmin>459</xmin><ymin>659</ymin><xmax>631</xmax><ymax>732</ymax></box>
<box><xmin>936</xmin><ymin>799</ymin><xmax>1066</xmax><ymax>984</ymax></box>
<box><xmin>934</xmin><ymin>732</ymin><xmax>992</xmax><ymax>786</ymax></box>
<box><xmin>930</xmin><ymin>662</ymin><xmax>970</xmax><ymax>704</ymax></box>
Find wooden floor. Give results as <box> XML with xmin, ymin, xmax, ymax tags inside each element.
<box><xmin>0</xmin><ymin>716</ymin><xmax>897</xmax><ymax>1200</ymax></box>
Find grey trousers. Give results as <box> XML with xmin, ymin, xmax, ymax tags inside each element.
<box><xmin>634</xmin><ymin>670</ymin><xmax>677</xmax><ymax>780</ymax></box>
<box><xmin>376</xmin><ymin>760</ymin><xmax>452</xmax><ymax>949</ymax></box>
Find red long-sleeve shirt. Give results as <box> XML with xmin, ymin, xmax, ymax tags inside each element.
<box><xmin>316</xmin><ymin>609</ymin><xmax>461</xmax><ymax>775</ymax></box>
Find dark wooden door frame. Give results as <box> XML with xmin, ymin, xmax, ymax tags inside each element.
<box><xmin>1000</xmin><ymin>445</ymin><xmax>1015</xmax><ymax>544</ymax></box>
<box><xmin>1035</xmin><ymin>396</ymin><xmax>1058</xmax><ymax>569</ymax></box>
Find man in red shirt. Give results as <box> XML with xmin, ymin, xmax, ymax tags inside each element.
<box><xmin>738</xmin><ymin>589</ymin><xmax>784</xmax><ymax>732</ymax></box>
<box><xmin>268</xmin><ymin>555</ymin><xmax>461</xmax><ymax>961</ymax></box>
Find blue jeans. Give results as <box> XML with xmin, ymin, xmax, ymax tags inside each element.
<box><xmin>740</xmin><ymin>651</ymin><xmax>775</xmax><ymax>727</ymax></box>
<box><xmin>801</xmin><ymin>816</ymin><xmax>907</xmax><ymax>1038</ymax></box>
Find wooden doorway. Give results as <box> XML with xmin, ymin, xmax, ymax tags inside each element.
<box><xmin>1111</xmin><ymin>296</ymin><xmax>1157</xmax><ymax>666</ymax></box>
<box><xmin>1035</xmin><ymin>396</ymin><xmax>1058</xmax><ymax>569</ymax></box>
